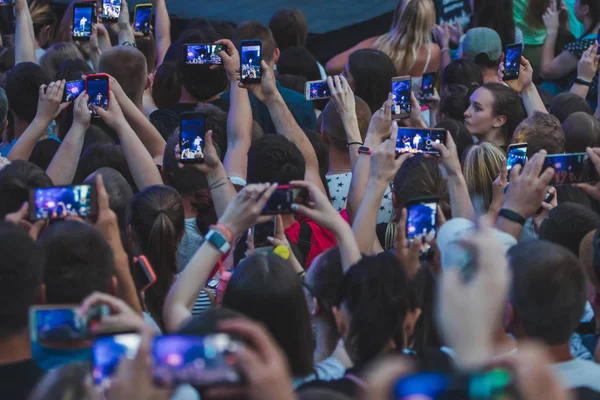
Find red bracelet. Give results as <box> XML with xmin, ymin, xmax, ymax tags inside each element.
<box><xmin>211</xmin><ymin>223</ymin><xmax>234</xmax><ymax>243</ymax></box>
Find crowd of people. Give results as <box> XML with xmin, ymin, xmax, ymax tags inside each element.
<box><xmin>0</xmin><ymin>0</ymin><xmax>600</xmax><ymax>399</ymax></box>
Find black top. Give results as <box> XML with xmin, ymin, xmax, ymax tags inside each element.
<box><xmin>0</xmin><ymin>359</ymin><xmax>45</xmax><ymax>400</ymax></box>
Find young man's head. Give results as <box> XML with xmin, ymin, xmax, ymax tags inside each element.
<box><xmin>0</xmin><ymin>222</ymin><xmax>45</xmax><ymax>340</ymax></box>
<box><xmin>83</xmin><ymin>168</ymin><xmax>133</xmax><ymax>232</ymax></box>
<box><xmin>320</xmin><ymin>96</ymin><xmax>372</xmax><ymax>153</ymax></box>
<box><xmin>507</xmin><ymin>240</ymin><xmax>586</xmax><ymax>346</ymax></box>
<box><xmin>461</xmin><ymin>28</ymin><xmax>502</xmax><ymax>73</ymax></box>
<box><xmin>247</xmin><ymin>135</ymin><xmax>305</xmax><ymax>184</ymax></box>
<box><xmin>38</xmin><ymin>220</ymin><xmax>116</xmax><ymax>304</ymax></box>
<box><xmin>6</xmin><ymin>62</ymin><xmax>51</xmax><ymax>123</ymax></box>
<box><xmin>549</xmin><ymin>92</ymin><xmax>593</xmax><ymax>124</ymax></box>
<box><xmin>0</xmin><ymin>160</ymin><xmax>53</xmax><ymax>219</ymax></box>
<box><xmin>268</xmin><ymin>9</ymin><xmax>308</xmax><ymax>52</ymax></box>
<box><xmin>99</xmin><ymin>46</ymin><xmax>148</xmax><ymax>107</ymax></box>
<box><xmin>512</xmin><ymin>112</ymin><xmax>565</xmax><ymax>158</ymax></box>
<box><xmin>233</xmin><ymin>21</ymin><xmax>280</xmax><ymax>66</ymax></box>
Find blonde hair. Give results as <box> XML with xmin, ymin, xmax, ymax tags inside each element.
<box><xmin>462</xmin><ymin>143</ymin><xmax>506</xmax><ymax>211</ymax></box>
<box><xmin>372</xmin><ymin>0</ymin><xmax>436</xmax><ymax>73</ymax></box>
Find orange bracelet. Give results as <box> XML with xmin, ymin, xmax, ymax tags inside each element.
<box><xmin>211</xmin><ymin>223</ymin><xmax>233</xmax><ymax>243</ymax></box>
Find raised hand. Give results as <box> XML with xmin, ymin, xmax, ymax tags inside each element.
<box><xmin>175</xmin><ymin>130</ymin><xmax>221</xmax><ymax>175</ymax></box>
<box><xmin>80</xmin><ymin>291</ymin><xmax>148</xmax><ymax>334</ymax></box>
<box><xmin>238</xmin><ymin>60</ymin><xmax>278</xmax><ymax>103</ymax></box>
<box><xmin>94</xmin><ymin>91</ymin><xmax>127</xmax><ymax>130</ymax></box>
<box><xmin>500</xmin><ymin>55</ymin><xmax>534</xmax><ymax>93</ymax></box>
<box><xmin>215</xmin><ymin>39</ymin><xmax>240</xmax><ymax>81</ymax></box>
<box><xmin>72</xmin><ymin>90</ymin><xmax>91</xmax><ymax>129</ymax></box>
<box><xmin>35</xmin><ymin>80</ymin><xmax>69</xmax><ymax>124</ymax></box>
<box><xmin>542</xmin><ymin>3</ymin><xmax>560</xmax><ymax>37</ymax></box>
<box><xmin>369</xmin><ymin>122</ymin><xmax>412</xmax><ymax>184</ymax></box>
<box><xmin>575</xmin><ymin>147</ymin><xmax>600</xmax><ymax>200</ymax></box>
<box><xmin>432</xmin><ymin>132</ymin><xmax>461</xmax><ymax>179</ymax></box>
<box><xmin>577</xmin><ymin>43</ymin><xmax>599</xmax><ymax>82</ymax></box>
<box><xmin>328</xmin><ymin>75</ymin><xmax>356</xmax><ymax>118</ymax></box>
<box><xmin>289</xmin><ymin>180</ymin><xmax>346</xmax><ymax>232</ymax></box>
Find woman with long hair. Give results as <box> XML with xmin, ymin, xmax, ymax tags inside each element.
<box><xmin>326</xmin><ymin>0</ymin><xmax>440</xmax><ymax>76</ymax></box>
<box><xmin>461</xmin><ymin>142</ymin><xmax>506</xmax><ymax>211</ymax></box>
<box><xmin>471</xmin><ymin>0</ymin><xmax>522</xmax><ymax>48</ymax></box>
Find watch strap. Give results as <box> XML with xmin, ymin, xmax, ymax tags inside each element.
<box><xmin>574</xmin><ymin>78</ymin><xmax>592</xmax><ymax>87</ymax></box>
<box><xmin>358</xmin><ymin>146</ymin><xmax>372</xmax><ymax>155</ymax></box>
<box><xmin>499</xmin><ymin>208</ymin><xmax>526</xmax><ymax>226</ymax></box>
<box><xmin>206</xmin><ymin>229</ymin><xmax>232</xmax><ymax>254</ymax></box>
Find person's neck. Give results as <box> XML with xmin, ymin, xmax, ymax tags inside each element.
<box><xmin>483</xmin><ymin>68</ymin><xmax>502</xmax><ymax>84</ymax></box>
<box><xmin>313</xmin><ymin>318</ymin><xmax>339</xmax><ymax>364</ymax></box>
<box><xmin>492</xmin><ymin>327</ymin><xmax>517</xmax><ymax>357</ymax></box>
<box><xmin>0</xmin><ymin>332</ymin><xmax>33</xmax><ymax>365</ymax></box>
<box><xmin>179</xmin><ymin>88</ymin><xmax>220</xmax><ymax>104</ymax></box>
<box><xmin>482</xmin><ymin>129</ymin><xmax>506</xmax><ymax>147</ymax></box>
<box><xmin>327</xmin><ymin>148</ymin><xmax>352</xmax><ymax>175</ymax></box>
<box><xmin>544</xmin><ymin>343</ymin><xmax>573</xmax><ymax>363</ymax></box>
<box><xmin>282</xmin><ymin>214</ymin><xmax>296</xmax><ymax>229</ymax></box>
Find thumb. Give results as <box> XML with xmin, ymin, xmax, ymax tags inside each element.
<box><xmin>94</xmin><ymin>105</ymin><xmax>108</xmax><ymax>119</ymax></box>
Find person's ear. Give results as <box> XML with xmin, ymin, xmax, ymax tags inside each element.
<box><xmin>272</xmin><ymin>47</ymin><xmax>280</xmax><ymax>65</ymax></box>
<box><xmin>36</xmin><ymin>284</ymin><xmax>47</xmax><ymax>305</ymax></box>
<box><xmin>332</xmin><ymin>306</ymin><xmax>348</xmax><ymax>336</ymax></box>
<box><xmin>492</xmin><ymin>115</ymin><xmax>507</xmax><ymax>128</ymax></box>
<box><xmin>110</xmin><ymin>276</ymin><xmax>118</xmax><ymax>296</ymax></box>
<box><xmin>145</xmin><ymin>74</ymin><xmax>152</xmax><ymax>91</ymax></box>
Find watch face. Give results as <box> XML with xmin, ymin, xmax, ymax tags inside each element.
<box><xmin>208</xmin><ymin>230</ymin><xmax>230</xmax><ymax>252</ymax></box>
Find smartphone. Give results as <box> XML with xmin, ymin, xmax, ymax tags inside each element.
<box><xmin>0</xmin><ymin>0</ymin><xmax>15</xmax><ymax>5</ymax></box>
<box><xmin>406</xmin><ymin>196</ymin><xmax>438</xmax><ymax>256</ymax></box>
<box><xmin>29</xmin><ymin>184</ymin><xmax>97</xmax><ymax>221</ymax></box>
<box><xmin>132</xmin><ymin>255</ymin><xmax>157</xmax><ymax>293</ymax></box>
<box><xmin>101</xmin><ymin>0</ymin><xmax>121</xmax><ymax>21</ymax></box>
<box><xmin>391</xmin><ymin>76</ymin><xmax>411</xmax><ymax>119</ymax></box>
<box><xmin>597</xmin><ymin>27</ymin><xmax>600</xmax><ymax>44</ymax></box>
<box><xmin>29</xmin><ymin>304</ymin><xmax>109</xmax><ymax>342</ymax></box>
<box><xmin>420</xmin><ymin>73</ymin><xmax>435</xmax><ymax>103</ymax></box>
<box><xmin>305</xmin><ymin>80</ymin><xmax>331</xmax><ymax>101</ymax></box>
<box><xmin>506</xmin><ymin>143</ymin><xmax>528</xmax><ymax>180</ymax></box>
<box><xmin>183</xmin><ymin>44</ymin><xmax>224</xmax><ymax>65</ymax></box>
<box><xmin>86</xmin><ymin>73</ymin><xmax>110</xmax><ymax>114</ymax></box>
<box><xmin>395</xmin><ymin>372</ymin><xmax>449</xmax><ymax>399</ymax></box>
<box><xmin>93</xmin><ymin>333</ymin><xmax>141</xmax><ymax>387</ymax></box>
<box><xmin>262</xmin><ymin>185</ymin><xmax>309</xmax><ymax>215</ymax></box>
<box><xmin>396</xmin><ymin>128</ymin><xmax>447</xmax><ymax>155</ymax></box>
<box><xmin>152</xmin><ymin>334</ymin><xmax>243</xmax><ymax>387</ymax></box>
<box><xmin>179</xmin><ymin>112</ymin><xmax>205</xmax><ymax>164</ymax></box>
<box><xmin>133</xmin><ymin>3</ymin><xmax>152</xmax><ymax>35</ymax></box>
<box><xmin>543</xmin><ymin>152</ymin><xmax>599</xmax><ymax>186</ymax></box>
<box><xmin>63</xmin><ymin>79</ymin><xmax>85</xmax><ymax>103</ymax></box>
<box><xmin>240</xmin><ymin>40</ymin><xmax>262</xmax><ymax>83</ymax></box>
<box><xmin>503</xmin><ymin>43</ymin><xmax>522</xmax><ymax>81</ymax></box>
<box><xmin>72</xmin><ymin>3</ymin><xmax>95</xmax><ymax>40</ymax></box>
<box><xmin>252</xmin><ymin>217</ymin><xmax>277</xmax><ymax>249</ymax></box>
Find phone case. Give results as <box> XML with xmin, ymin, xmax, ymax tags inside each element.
<box><xmin>134</xmin><ymin>255</ymin><xmax>157</xmax><ymax>292</ymax></box>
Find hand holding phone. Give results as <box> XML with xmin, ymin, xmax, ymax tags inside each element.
<box><xmin>133</xmin><ymin>4</ymin><xmax>152</xmax><ymax>35</ymax></box>
<box><xmin>102</xmin><ymin>0</ymin><xmax>121</xmax><ymax>21</ymax></box>
<box><xmin>396</xmin><ymin>127</ymin><xmax>447</xmax><ymax>155</ymax></box>
<box><xmin>29</xmin><ymin>304</ymin><xmax>109</xmax><ymax>342</ymax></box>
<box><xmin>179</xmin><ymin>112</ymin><xmax>205</xmax><ymax>163</ymax></box>
<box><xmin>543</xmin><ymin>152</ymin><xmax>599</xmax><ymax>186</ymax></box>
<box><xmin>184</xmin><ymin>44</ymin><xmax>224</xmax><ymax>65</ymax></box>
<box><xmin>305</xmin><ymin>80</ymin><xmax>331</xmax><ymax>101</ymax></box>
<box><xmin>63</xmin><ymin>80</ymin><xmax>86</xmax><ymax>103</ymax></box>
<box><xmin>72</xmin><ymin>3</ymin><xmax>95</xmax><ymax>40</ymax></box>
<box><xmin>86</xmin><ymin>74</ymin><xmax>110</xmax><ymax>115</ymax></box>
<box><xmin>240</xmin><ymin>40</ymin><xmax>262</xmax><ymax>83</ymax></box>
<box><xmin>503</xmin><ymin>43</ymin><xmax>523</xmax><ymax>81</ymax></box>
<box><xmin>251</xmin><ymin>217</ymin><xmax>277</xmax><ymax>249</ymax></box>
<box><xmin>406</xmin><ymin>197</ymin><xmax>438</xmax><ymax>257</ymax></box>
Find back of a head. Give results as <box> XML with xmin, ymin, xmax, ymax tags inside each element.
<box><xmin>194</xmin><ymin>103</ymin><xmax>228</xmax><ymax>158</ymax></box>
<box><xmin>277</xmin><ymin>73</ymin><xmax>307</xmax><ymax>94</ymax></box>
<box><xmin>269</xmin><ymin>9</ymin><xmax>308</xmax><ymax>51</ymax></box>
<box><xmin>55</xmin><ymin>58</ymin><xmax>94</xmax><ymax>81</ymax></box>
<box><xmin>135</xmin><ymin>34</ymin><xmax>157</xmax><ymax>73</ymax></box>
<box><xmin>321</xmin><ymin>95</ymin><xmax>372</xmax><ymax>151</ymax></box>
<box><xmin>152</xmin><ymin>61</ymin><xmax>181</xmax><ymax>110</ymax></box>
<box><xmin>39</xmin><ymin>43</ymin><xmax>84</xmax><ymax>82</ymax></box>
<box><xmin>439</xmin><ymin>84</ymin><xmax>478</xmax><ymax>123</ymax></box>
<box><xmin>348</xmin><ymin>49</ymin><xmax>397</xmax><ymax>114</ymax></box>
<box><xmin>462</xmin><ymin>28</ymin><xmax>503</xmax><ymax>68</ymax></box>
<box><xmin>538</xmin><ymin>203</ymin><xmax>600</xmax><ymax>256</ymax></box>
<box><xmin>0</xmin><ymin>222</ymin><xmax>44</xmax><ymax>340</ymax></box>
<box><xmin>549</xmin><ymin>92</ymin><xmax>593</xmax><ymax>124</ymax></box>
<box><xmin>471</xmin><ymin>0</ymin><xmax>516</xmax><ymax>49</ymax></box>
<box><xmin>222</xmin><ymin>253</ymin><xmax>314</xmax><ymax>377</ymax></box>
<box><xmin>83</xmin><ymin>167</ymin><xmax>133</xmax><ymax>230</ymax></box>
<box><xmin>233</xmin><ymin>21</ymin><xmax>278</xmax><ymax>63</ymax></box>
<box><xmin>0</xmin><ymin>160</ymin><xmax>52</xmax><ymax>219</ymax></box>
<box><xmin>277</xmin><ymin>46</ymin><xmax>321</xmax><ymax>82</ymax></box>
<box><xmin>462</xmin><ymin>142</ymin><xmax>506</xmax><ymax>211</ymax></box>
<box><xmin>512</xmin><ymin>111</ymin><xmax>565</xmax><ymax>158</ymax></box>
<box><xmin>39</xmin><ymin>221</ymin><xmax>115</xmax><ymax>304</ymax></box>
<box><xmin>442</xmin><ymin>59</ymin><xmax>483</xmax><ymax>90</ymax></box>
<box><xmin>74</xmin><ymin>144</ymin><xmax>136</xmax><ymax>190</ymax></box>
<box><xmin>306</xmin><ymin>248</ymin><xmax>344</xmax><ymax>322</ymax></box>
<box><xmin>435</xmin><ymin>119</ymin><xmax>474</xmax><ymax>159</ymax></box>
<box><xmin>247</xmin><ymin>135</ymin><xmax>306</xmax><ymax>184</ymax></box>
<box><xmin>508</xmin><ymin>240</ymin><xmax>586</xmax><ymax>345</ymax></box>
<box><xmin>563</xmin><ymin>112</ymin><xmax>600</xmax><ymax>153</ymax></box>
<box><xmin>163</xmin><ymin>133</ymin><xmax>210</xmax><ymax>196</ymax></box>
<box><xmin>337</xmin><ymin>252</ymin><xmax>409</xmax><ymax>366</ymax></box>
<box><xmin>178</xmin><ymin>307</ymin><xmax>247</xmax><ymax>336</ymax></box>
<box><xmin>99</xmin><ymin>46</ymin><xmax>148</xmax><ymax>105</ymax></box>
<box><xmin>30</xmin><ymin>1</ymin><xmax>58</xmax><ymax>46</ymax></box>
<box><xmin>482</xmin><ymin>82</ymin><xmax>526</xmax><ymax>145</ymax></box>
<box><xmin>126</xmin><ymin>185</ymin><xmax>185</xmax><ymax>328</ymax></box>
<box><xmin>29</xmin><ymin>138</ymin><xmax>61</xmax><ymax>171</ymax></box>
<box><xmin>28</xmin><ymin>362</ymin><xmax>94</xmax><ymax>400</ymax></box>
<box><xmin>6</xmin><ymin>62</ymin><xmax>51</xmax><ymax>122</ymax></box>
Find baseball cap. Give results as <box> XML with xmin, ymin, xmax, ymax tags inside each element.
<box><xmin>462</xmin><ymin>28</ymin><xmax>502</xmax><ymax>63</ymax></box>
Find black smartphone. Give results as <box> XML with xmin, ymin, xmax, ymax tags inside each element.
<box><xmin>133</xmin><ymin>3</ymin><xmax>152</xmax><ymax>35</ymax></box>
<box><xmin>391</xmin><ymin>76</ymin><xmax>411</xmax><ymax>119</ymax></box>
<box><xmin>152</xmin><ymin>334</ymin><xmax>244</xmax><ymax>388</ymax></box>
<box><xmin>420</xmin><ymin>73</ymin><xmax>435</xmax><ymax>103</ymax></box>
<box><xmin>396</xmin><ymin>128</ymin><xmax>447</xmax><ymax>155</ymax></box>
<box><xmin>29</xmin><ymin>184</ymin><xmax>97</xmax><ymax>221</ymax></box>
<box><xmin>406</xmin><ymin>196</ymin><xmax>439</xmax><ymax>256</ymax></box>
<box><xmin>240</xmin><ymin>40</ymin><xmax>262</xmax><ymax>83</ymax></box>
<box><xmin>506</xmin><ymin>143</ymin><xmax>527</xmax><ymax>180</ymax></box>
<box><xmin>183</xmin><ymin>44</ymin><xmax>224</xmax><ymax>65</ymax></box>
<box><xmin>86</xmin><ymin>73</ymin><xmax>110</xmax><ymax>114</ymax></box>
<box><xmin>179</xmin><ymin>112</ymin><xmax>205</xmax><ymax>164</ymax></box>
<box><xmin>252</xmin><ymin>217</ymin><xmax>277</xmax><ymax>249</ymax></box>
<box><xmin>132</xmin><ymin>255</ymin><xmax>157</xmax><ymax>293</ymax></box>
<box><xmin>72</xmin><ymin>3</ymin><xmax>95</xmax><ymax>41</ymax></box>
<box><xmin>63</xmin><ymin>79</ymin><xmax>85</xmax><ymax>103</ymax></box>
<box><xmin>29</xmin><ymin>304</ymin><xmax>109</xmax><ymax>342</ymax></box>
<box><xmin>101</xmin><ymin>0</ymin><xmax>121</xmax><ymax>22</ymax></box>
<box><xmin>543</xmin><ymin>152</ymin><xmax>599</xmax><ymax>186</ymax></box>
<box><xmin>503</xmin><ymin>43</ymin><xmax>522</xmax><ymax>81</ymax></box>
<box><xmin>262</xmin><ymin>185</ymin><xmax>309</xmax><ymax>215</ymax></box>
<box><xmin>597</xmin><ymin>27</ymin><xmax>600</xmax><ymax>44</ymax></box>
<box><xmin>93</xmin><ymin>333</ymin><xmax>141</xmax><ymax>387</ymax></box>
<box><xmin>305</xmin><ymin>80</ymin><xmax>331</xmax><ymax>101</ymax></box>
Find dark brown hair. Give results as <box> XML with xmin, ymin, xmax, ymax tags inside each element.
<box><xmin>233</xmin><ymin>21</ymin><xmax>278</xmax><ymax>63</ymax></box>
<box><xmin>99</xmin><ymin>46</ymin><xmax>148</xmax><ymax>105</ymax></box>
<box><xmin>268</xmin><ymin>9</ymin><xmax>308</xmax><ymax>51</ymax></box>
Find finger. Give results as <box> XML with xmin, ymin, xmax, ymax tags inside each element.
<box><xmin>390</xmin><ymin>121</ymin><xmax>399</xmax><ymax>152</ymax></box>
<box><xmin>267</xmin><ymin>237</ymin><xmax>284</xmax><ymax>247</ymax></box>
<box><xmin>539</xmin><ymin>166</ymin><xmax>555</xmax><ymax>186</ymax></box>
<box><xmin>587</xmin><ymin>147</ymin><xmax>600</xmax><ymax>175</ymax></box>
<box><xmin>29</xmin><ymin>219</ymin><xmax>47</xmax><ymax>241</ymax></box>
<box><xmin>246</xmin><ymin>229</ymin><xmax>254</xmax><ymax>254</ymax></box>
<box><xmin>575</xmin><ymin>183</ymin><xmax>600</xmax><ymax>198</ymax></box>
<box><xmin>333</xmin><ymin>75</ymin><xmax>342</xmax><ymax>96</ymax></box>
<box><xmin>39</xmin><ymin>84</ymin><xmax>47</xmax><ymax>98</ymax></box>
<box><xmin>437</xmin><ymin>205</ymin><xmax>447</xmax><ymax>227</ymax></box>
<box><xmin>80</xmin><ymin>291</ymin><xmax>128</xmax><ymax>316</ymax></box>
<box><xmin>500</xmin><ymin>158</ymin><xmax>508</xmax><ymax>183</ymax></box>
<box><xmin>96</xmin><ymin>174</ymin><xmax>110</xmax><ymax>212</ymax></box>
<box><xmin>57</xmin><ymin>80</ymin><xmax>66</xmax><ymax>100</ymax></box>
<box><xmin>509</xmin><ymin>163</ymin><xmax>522</xmax><ymax>181</ymax></box>
<box><xmin>363</xmin><ymin>355</ymin><xmax>413</xmax><ymax>400</ymax></box>
<box><xmin>6</xmin><ymin>201</ymin><xmax>28</xmax><ymax>222</ymax></box>
<box><xmin>218</xmin><ymin>319</ymin><xmax>279</xmax><ymax>363</ymax></box>
<box><xmin>410</xmin><ymin>91</ymin><xmax>420</xmax><ymax>110</ymax></box>
<box><xmin>521</xmin><ymin>151</ymin><xmax>540</xmax><ymax>177</ymax></box>
<box><xmin>339</xmin><ymin>75</ymin><xmax>350</xmax><ymax>92</ymax></box>
<box><xmin>275</xmin><ymin>215</ymin><xmax>285</xmax><ymax>240</ymax></box>
<box><xmin>398</xmin><ymin>208</ymin><xmax>408</xmax><ymax>245</ymax></box>
<box><xmin>58</xmin><ymin>102</ymin><xmax>71</xmax><ymax>113</ymax></box>
<box><xmin>384</xmin><ymin>92</ymin><xmax>392</xmax><ymax>118</ymax></box>
<box><xmin>256</xmin><ymin>183</ymin><xmax>278</xmax><ymax>210</ymax></box>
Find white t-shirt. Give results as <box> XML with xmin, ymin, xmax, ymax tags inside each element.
<box><xmin>552</xmin><ymin>359</ymin><xmax>600</xmax><ymax>391</ymax></box>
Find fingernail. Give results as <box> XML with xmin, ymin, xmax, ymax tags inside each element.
<box><xmin>291</xmin><ymin>203</ymin><xmax>299</xmax><ymax>211</ymax></box>
<box><xmin>267</xmin><ymin>236</ymin><xmax>275</xmax><ymax>241</ymax></box>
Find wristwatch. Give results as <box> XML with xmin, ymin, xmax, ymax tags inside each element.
<box><xmin>205</xmin><ymin>229</ymin><xmax>231</xmax><ymax>254</ymax></box>
<box><xmin>358</xmin><ymin>146</ymin><xmax>372</xmax><ymax>155</ymax></box>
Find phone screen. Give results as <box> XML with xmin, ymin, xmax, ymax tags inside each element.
<box><xmin>29</xmin><ymin>305</ymin><xmax>109</xmax><ymax>342</ymax></box>
<box><xmin>503</xmin><ymin>45</ymin><xmax>522</xmax><ymax>80</ymax></box>
<box><xmin>240</xmin><ymin>42</ymin><xmax>262</xmax><ymax>82</ymax></box>
<box><xmin>396</xmin><ymin>128</ymin><xmax>446</xmax><ymax>155</ymax></box>
<box><xmin>407</xmin><ymin>200</ymin><xmax>438</xmax><ymax>255</ymax></box>
<box><xmin>180</xmin><ymin>117</ymin><xmax>205</xmax><ymax>162</ymax></box>
<box><xmin>262</xmin><ymin>187</ymin><xmax>309</xmax><ymax>215</ymax></box>
<box><xmin>506</xmin><ymin>144</ymin><xmax>527</xmax><ymax>176</ymax></box>
<box><xmin>73</xmin><ymin>6</ymin><xmax>94</xmax><ymax>39</ymax></box>
<box><xmin>391</xmin><ymin>78</ymin><xmax>411</xmax><ymax>118</ymax></box>
<box><xmin>134</xmin><ymin>6</ymin><xmax>152</xmax><ymax>34</ymax></box>
<box><xmin>420</xmin><ymin>73</ymin><xmax>435</xmax><ymax>102</ymax></box>
<box><xmin>543</xmin><ymin>153</ymin><xmax>598</xmax><ymax>186</ymax></box>
<box><xmin>307</xmin><ymin>80</ymin><xmax>331</xmax><ymax>100</ymax></box>
<box><xmin>252</xmin><ymin>217</ymin><xmax>276</xmax><ymax>249</ymax></box>
<box><xmin>152</xmin><ymin>334</ymin><xmax>243</xmax><ymax>387</ymax></box>
<box><xmin>102</xmin><ymin>0</ymin><xmax>121</xmax><ymax>20</ymax></box>
<box><xmin>0</xmin><ymin>0</ymin><xmax>15</xmax><ymax>4</ymax></box>
<box><xmin>31</xmin><ymin>185</ymin><xmax>94</xmax><ymax>220</ymax></box>
<box><xmin>93</xmin><ymin>333</ymin><xmax>141</xmax><ymax>387</ymax></box>
<box><xmin>87</xmin><ymin>77</ymin><xmax>109</xmax><ymax>111</ymax></box>
<box><xmin>63</xmin><ymin>80</ymin><xmax>85</xmax><ymax>102</ymax></box>
<box><xmin>394</xmin><ymin>372</ymin><xmax>449</xmax><ymax>400</ymax></box>
<box><xmin>185</xmin><ymin>44</ymin><xmax>224</xmax><ymax>65</ymax></box>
